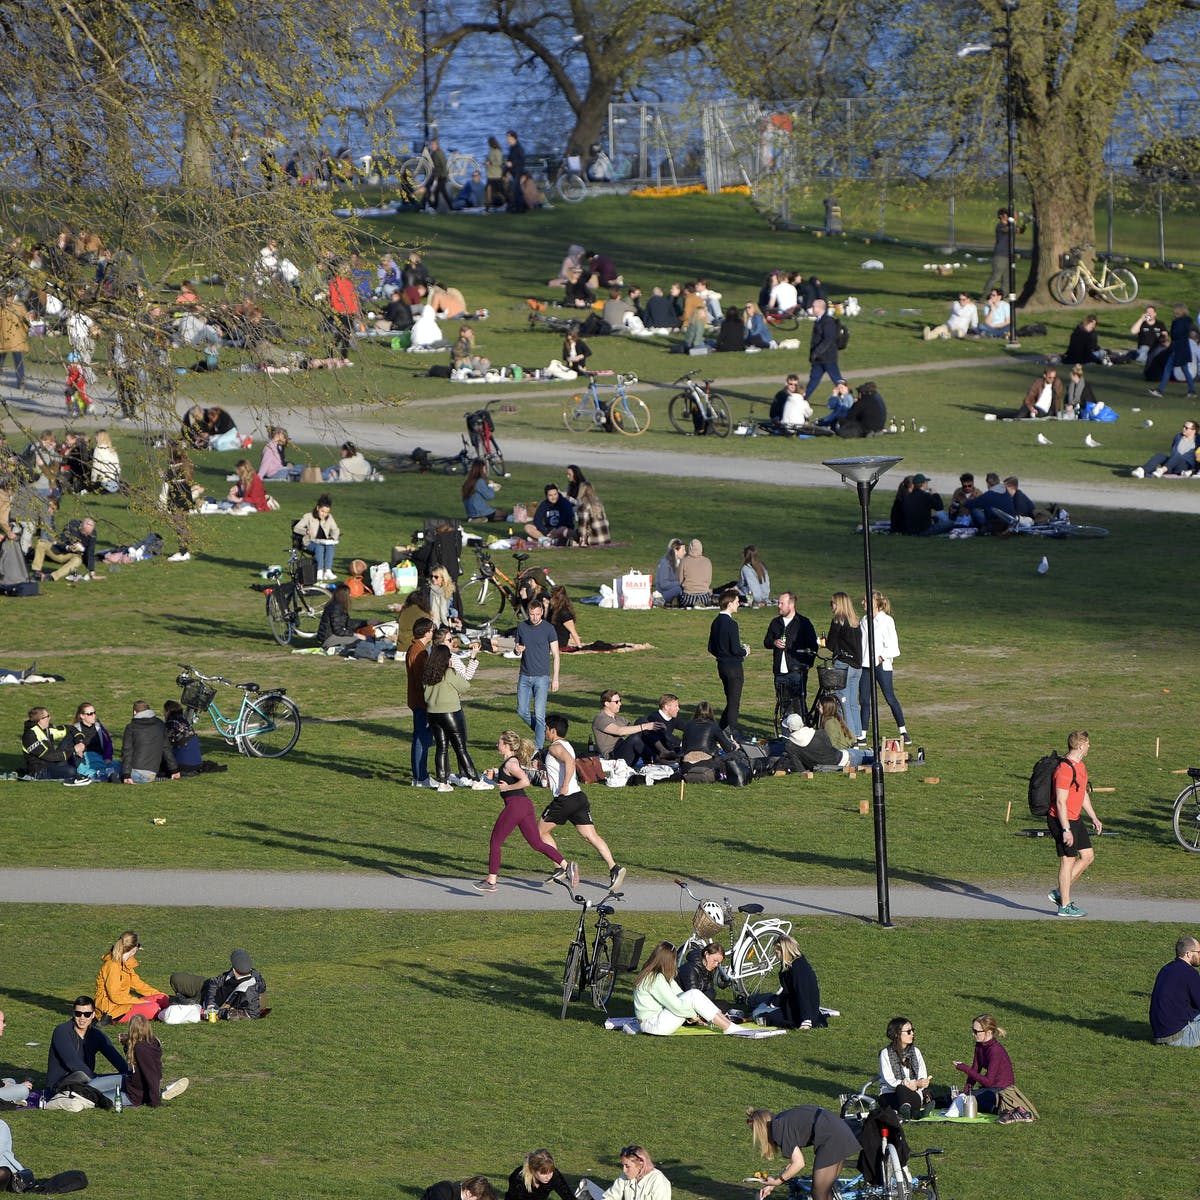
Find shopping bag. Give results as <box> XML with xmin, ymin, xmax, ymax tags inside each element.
<box><xmin>616</xmin><ymin>570</ymin><xmax>652</xmax><ymax>610</ymax></box>
<box><xmin>369</xmin><ymin>562</ymin><xmax>391</xmax><ymax>596</ymax></box>
<box><xmin>392</xmin><ymin>560</ymin><xmax>418</xmax><ymax>596</ymax></box>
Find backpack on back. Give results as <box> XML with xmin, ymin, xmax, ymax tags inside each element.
<box><xmin>836</xmin><ymin>320</ymin><xmax>850</xmax><ymax>351</ymax></box>
<box><xmin>1028</xmin><ymin>751</ymin><xmax>1075</xmax><ymax>817</ymax></box>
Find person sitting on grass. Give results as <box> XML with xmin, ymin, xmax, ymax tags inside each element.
<box><xmin>226</xmin><ymin>459</ymin><xmax>270</xmax><ymax>512</ymax></box>
<box><xmin>21</xmin><ymin>706</ymin><xmax>81</xmax><ymax>781</ymax></box>
<box><xmin>678</xmin><ymin>537</ymin><xmax>713</xmax><ymax>608</ymax></box>
<box><xmin>95</xmin><ymin>930</ymin><xmax>170</xmax><ymax>1023</ymax></box>
<box><xmin>632</xmin><ymin>941</ymin><xmax>738</xmax><ymax>1035</ymax></box>
<box><xmin>1015</xmin><ymin>366</ymin><xmax>1062</xmax><ymax>418</ymax></box>
<box><xmin>676</xmin><ymin>941</ymin><xmax>735</xmax><ymax>1014</ymax></box>
<box><xmin>506</xmin><ymin>1150</ymin><xmax>573</xmax><ymax>1200</ymax></box>
<box><xmin>170</xmin><ymin>949</ymin><xmax>267</xmax><ymax>1020</ymax></box>
<box><xmin>653</xmin><ymin>538</ymin><xmax>686</xmax><ymax>607</ymax></box>
<box><xmin>952</xmin><ymin>1013</ymin><xmax>1036</xmax><ymax>1123</ymax></box>
<box><xmin>422</xmin><ymin>1177</ymin><xmax>497</xmax><ymax>1200</ymax></box>
<box><xmin>878</xmin><ymin>1015</ymin><xmax>931</xmax><ymax>1117</ymax></box>
<box><xmin>259</xmin><ymin>427</ymin><xmax>302</xmax><ymax>482</ymax></box>
<box><xmin>1131</xmin><ymin>419</ymin><xmax>1198</xmax><ymax>478</ymax></box>
<box><xmin>317</xmin><ymin>584</ymin><xmax>370</xmax><ymax>652</ymax></box>
<box><xmin>744</xmin><ymin>935</ymin><xmax>827</xmax><ymax>1030</ymax></box>
<box><xmin>578</xmin><ymin>1146</ymin><xmax>670</xmax><ymax>1200</ymax></box>
<box><xmin>463</xmin><ymin>458</ymin><xmax>503</xmax><ymax>521</ymax></box>
<box><xmin>293</xmin><ymin>494</ymin><xmax>340</xmax><ymax>582</ymax></box>
<box><xmin>523</xmin><ymin>482</ymin><xmax>574</xmax><ymax>545</ymax></box>
<box><xmin>924</xmin><ymin>291</ymin><xmax>979</xmax><ymax>340</ymax></box>
<box><xmin>121</xmin><ymin>1014</ymin><xmax>189</xmax><ymax>1107</ymax></box>
<box><xmin>70</xmin><ymin>701</ymin><xmax>118</xmax><ymax>781</ymax></box>
<box><xmin>44</xmin><ymin>996</ymin><xmax>128</xmax><ymax>1104</ymax></box>
<box><xmin>121</xmin><ymin>700</ymin><xmax>181</xmax><ymax>784</ymax></box>
<box><xmin>591</xmin><ymin>690</ymin><xmax>660</xmax><ymax>768</ymax></box>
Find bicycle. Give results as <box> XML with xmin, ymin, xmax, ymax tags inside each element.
<box><xmin>1048</xmin><ymin>245</ymin><xmax>1139</xmax><ymax>306</ymax></box>
<box><xmin>764</xmin><ymin>307</ymin><xmax>802</xmax><ymax>332</ymax></box>
<box><xmin>668</xmin><ymin>370</ymin><xmax>732</xmax><ymax>438</ymax></box>
<box><xmin>176</xmin><ymin>663</ymin><xmax>301</xmax><ymax>758</ymax></box>
<box><xmin>1171</xmin><ymin>767</ymin><xmax>1200</xmax><ymax>851</ymax></box>
<box><xmin>463</xmin><ymin>399</ymin><xmax>505</xmax><ymax>476</ymax></box>
<box><xmin>562</xmin><ymin>372</ymin><xmax>650</xmax><ymax>436</ymax></box>
<box><xmin>556</xmin><ymin>878</ymin><xmax>642</xmax><ymax>1018</ymax></box>
<box><xmin>466</xmin><ymin>547</ymin><xmax>555</xmax><ymax>619</ymax></box>
<box><xmin>674</xmin><ymin>879</ymin><xmax>791</xmax><ymax>999</ymax></box>
<box><xmin>401</xmin><ymin>146</ymin><xmax>480</xmax><ymax>188</ymax></box>
<box><xmin>529</xmin><ymin>155</ymin><xmax>588</xmax><ymax>204</ymax></box>
<box><xmin>265</xmin><ymin>549</ymin><xmax>328</xmax><ymax>646</ymax></box>
<box><xmin>1003</xmin><ymin>511</ymin><xmax>1109</xmax><ymax>538</ymax></box>
<box><xmin>779</xmin><ymin>1145</ymin><xmax>944</xmax><ymax>1200</ymax></box>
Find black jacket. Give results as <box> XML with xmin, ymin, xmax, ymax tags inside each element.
<box><xmin>763</xmin><ymin>612</ymin><xmax>818</xmax><ymax>675</ymax></box>
<box><xmin>317</xmin><ymin>599</ymin><xmax>355</xmax><ymax>643</ymax></box>
<box><xmin>201</xmin><ymin>967</ymin><xmax>266</xmax><ymax>1016</ymax></box>
<box><xmin>677</xmin><ymin>944</ymin><xmax>721</xmax><ymax>1000</ymax></box>
<box><xmin>120</xmin><ymin>714</ymin><xmax>177</xmax><ymax>779</ymax></box>
<box><xmin>825</xmin><ymin>618</ymin><xmax>860</xmax><ymax>667</ymax></box>
<box><xmin>1064</xmin><ymin>323</ymin><xmax>1100</xmax><ymax>364</ymax></box>
<box><xmin>681</xmin><ymin>719</ymin><xmax>737</xmax><ymax>756</ymax></box>
<box><xmin>707</xmin><ymin>611</ymin><xmax>746</xmax><ymax>665</ymax></box>
<box><xmin>809</xmin><ymin>312</ymin><xmax>839</xmax><ymax>364</ymax></box>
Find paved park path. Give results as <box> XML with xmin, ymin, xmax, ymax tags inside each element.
<box><xmin>0</xmin><ymin>868</ymin><xmax>1195</xmax><ymax>922</ymax></box>
<box><xmin>8</xmin><ymin>366</ymin><xmax>1200</xmax><ymax>516</ymax></box>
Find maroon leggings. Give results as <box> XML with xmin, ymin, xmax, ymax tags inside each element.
<box><xmin>488</xmin><ymin>791</ymin><xmax>564</xmax><ymax>875</ymax></box>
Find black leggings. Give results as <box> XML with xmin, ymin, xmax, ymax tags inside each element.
<box><xmin>428</xmin><ymin>709</ymin><xmax>478</xmax><ymax>781</ymax></box>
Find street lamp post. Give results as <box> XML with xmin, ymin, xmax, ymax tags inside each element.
<box><xmin>823</xmin><ymin>455</ymin><xmax>902</xmax><ymax>928</ymax></box>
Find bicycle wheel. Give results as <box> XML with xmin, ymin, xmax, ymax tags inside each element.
<box><xmin>610</xmin><ymin>395</ymin><xmax>650</xmax><ymax>436</ymax></box>
<box><xmin>557</xmin><ymin>173</ymin><xmax>587</xmax><ymax>204</ymax></box>
<box><xmin>707</xmin><ymin>392</ymin><xmax>733</xmax><ymax>437</ymax></box>
<box><xmin>487</xmin><ymin>450</ymin><xmax>505</xmax><ymax>476</ymax></box>
<box><xmin>667</xmin><ymin>392</ymin><xmax>696</xmax><ymax>435</ymax></box>
<box><xmin>883</xmin><ymin>1144</ymin><xmax>913</xmax><ymax>1200</ymax></box>
<box><xmin>590</xmin><ymin>936</ymin><xmax>616</xmax><ymax>1009</ymax></box>
<box><xmin>564</xmin><ymin>398</ymin><xmax>599</xmax><ymax>432</ymax></box>
<box><xmin>266</xmin><ymin>590</ymin><xmax>292</xmax><ymax>646</ymax></box>
<box><xmin>1048</xmin><ymin>270</ymin><xmax>1085</xmax><ymax>306</ymax></box>
<box><xmin>293</xmin><ymin>586</ymin><xmax>327</xmax><ymax>640</ymax></box>
<box><xmin>1055</xmin><ymin>523</ymin><xmax>1109</xmax><ymax>538</ymax></box>
<box><xmin>447</xmin><ymin>153</ymin><xmax>478</xmax><ymax>186</ymax></box>
<box><xmin>561</xmin><ymin>943</ymin><xmax>583</xmax><ymax>1019</ymax></box>
<box><xmin>733</xmin><ymin>925</ymin><xmax>785</xmax><ymax>983</ymax></box>
<box><xmin>403</xmin><ymin>154</ymin><xmax>430</xmax><ymax>187</ymax></box>
<box><xmin>239</xmin><ymin>694</ymin><xmax>301</xmax><ymax>758</ymax></box>
<box><xmin>1173</xmin><ymin>784</ymin><xmax>1200</xmax><ymax>851</ymax></box>
<box><xmin>1103</xmin><ymin>267</ymin><xmax>1139</xmax><ymax>304</ymax></box>
<box><xmin>472</xmin><ymin>576</ymin><xmax>504</xmax><ymax>618</ymax></box>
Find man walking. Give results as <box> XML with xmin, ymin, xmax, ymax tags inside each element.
<box><xmin>1149</xmin><ymin>935</ymin><xmax>1200</xmax><ymax>1046</ymax></box>
<box><xmin>540</xmin><ymin>714</ymin><xmax>624</xmax><ymax>892</ymax></box>
<box><xmin>406</xmin><ymin>617</ymin><xmax>435</xmax><ymax>786</ymax></box>
<box><xmin>763</xmin><ymin>592</ymin><xmax>818</xmax><ymax>721</ymax></box>
<box><xmin>514</xmin><ymin>598</ymin><xmax>559</xmax><ymax>748</ymax></box>
<box><xmin>708</xmin><ymin>591</ymin><xmax>749</xmax><ymax>736</ymax></box>
<box><xmin>1047</xmin><ymin>730</ymin><xmax>1101</xmax><ymax>918</ymax></box>
<box><xmin>805</xmin><ymin>298</ymin><xmax>843</xmax><ymax>398</ymax></box>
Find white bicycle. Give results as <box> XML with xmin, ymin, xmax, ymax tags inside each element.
<box><xmin>674</xmin><ymin>879</ymin><xmax>791</xmax><ymax>999</ymax></box>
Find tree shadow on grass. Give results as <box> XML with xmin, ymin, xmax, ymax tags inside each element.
<box><xmin>142</xmin><ymin>610</ymin><xmax>265</xmax><ymax>643</ymax></box>
<box><xmin>0</xmin><ymin>984</ymin><xmax>75</xmax><ymax>1018</ymax></box>
<box><xmin>714</xmin><ymin>838</ymin><xmax>1048</xmax><ymax>917</ymax></box>
<box><xmin>962</xmin><ymin>990</ymin><xmax>1151</xmax><ymax>1043</ymax></box>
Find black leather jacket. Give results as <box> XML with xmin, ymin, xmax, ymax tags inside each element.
<box><xmin>677</xmin><ymin>944</ymin><xmax>719</xmax><ymax>1000</ymax></box>
<box><xmin>682</xmin><ymin>719</ymin><xmax>736</xmax><ymax>756</ymax></box>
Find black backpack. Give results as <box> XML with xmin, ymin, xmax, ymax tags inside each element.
<box><xmin>836</xmin><ymin>320</ymin><xmax>850</xmax><ymax>351</ymax></box>
<box><xmin>1028</xmin><ymin>751</ymin><xmax>1076</xmax><ymax>817</ymax></box>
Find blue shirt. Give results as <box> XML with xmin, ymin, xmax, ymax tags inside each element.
<box><xmin>515</xmin><ymin>618</ymin><xmax>557</xmax><ymax>677</ymax></box>
<box><xmin>1150</xmin><ymin>957</ymin><xmax>1200</xmax><ymax>1039</ymax></box>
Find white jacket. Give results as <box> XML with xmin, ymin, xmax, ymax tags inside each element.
<box><xmin>860</xmin><ymin>611</ymin><xmax>900</xmax><ymax>671</ymax></box>
<box><xmin>603</xmin><ymin>1169</ymin><xmax>671</xmax><ymax>1200</ymax></box>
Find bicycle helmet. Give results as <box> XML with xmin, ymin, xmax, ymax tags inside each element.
<box><xmin>699</xmin><ymin>900</ymin><xmax>725</xmax><ymax>928</ymax></box>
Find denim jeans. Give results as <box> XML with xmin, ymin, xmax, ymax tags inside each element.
<box><xmin>859</xmin><ymin>667</ymin><xmax>906</xmax><ymax>733</ymax></box>
<box><xmin>308</xmin><ymin>541</ymin><xmax>335</xmax><ymax>573</ymax></box>
<box><xmin>410</xmin><ymin>709</ymin><xmax>433</xmax><ymax>782</ymax></box>
<box><xmin>90</xmin><ymin>1073</ymin><xmax>125</xmax><ymax>1102</ymax></box>
<box><xmin>839</xmin><ymin>665</ymin><xmax>863</xmax><ymax>738</ymax></box>
<box><xmin>1157</xmin><ymin>1011</ymin><xmax>1200</xmax><ymax>1047</ymax></box>
<box><xmin>516</xmin><ymin>672</ymin><xmax>550</xmax><ymax>748</ymax></box>
<box><xmin>124</xmin><ymin>768</ymin><xmax>156</xmax><ymax>784</ymax></box>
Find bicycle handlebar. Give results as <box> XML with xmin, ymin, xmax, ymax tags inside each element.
<box><xmin>178</xmin><ymin>663</ymin><xmax>233</xmax><ymax>687</ymax></box>
<box><xmin>673</xmin><ymin>370</ymin><xmax>699</xmax><ymax>385</ymax></box>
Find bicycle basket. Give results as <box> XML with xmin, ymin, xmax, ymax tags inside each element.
<box><xmin>465</xmin><ymin>409</ymin><xmax>494</xmax><ymax>437</ymax></box>
<box><xmin>179</xmin><ymin>679</ymin><xmax>216</xmax><ymax>711</ymax></box>
<box><xmin>295</xmin><ymin>556</ymin><xmax>318</xmax><ymax>587</ymax></box>
<box><xmin>609</xmin><ymin>926</ymin><xmax>647</xmax><ymax>973</ymax></box>
<box><xmin>693</xmin><ymin>901</ymin><xmax>726</xmax><ymax>940</ymax></box>
<box><xmin>817</xmin><ymin>664</ymin><xmax>848</xmax><ymax>691</ymax></box>
<box><xmin>1060</xmin><ymin>250</ymin><xmax>1079</xmax><ymax>268</ymax></box>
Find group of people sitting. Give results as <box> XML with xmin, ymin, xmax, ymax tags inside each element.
<box><xmin>2</xmin><ymin>427</ymin><xmax>122</xmax><ymax>498</ymax></box>
<box><xmin>462</xmin><ymin>468</ymin><xmax>612</xmax><ymax>547</ymax></box>
<box><xmin>761</xmin><ymin>376</ymin><xmax>887</xmax><ymax>439</ymax></box>
<box><xmin>652</xmin><ymin>539</ymin><xmax>766</xmax><ymax>609</ymax></box>
<box><xmin>18</xmin><ymin>696</ymin><xmax>221</xmax><ymax>783</ymax></box>
<box><xmin>889</xmin><ymin>471</ymin><xmax>1044</xmax><ymax>536</ymax></box>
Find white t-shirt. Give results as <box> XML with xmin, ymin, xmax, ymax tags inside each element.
<box><xmin>769</xmin><ymin>281</ymin><xmax>798</xmax><ymax>312</ymax></box>
<box><xmin>545</xmin><ymin>738</ymin><xmax>581</xmax><ymax>797</ymax></box>
<box><xmin>781</xmin><ymin>393</ymin><xmax>814</xmax><ymax>425</ymax></box>
<box><xmin>948</xmin><ymin>300</ymin><xmax>978</xmax><ymax>334</ymax></box>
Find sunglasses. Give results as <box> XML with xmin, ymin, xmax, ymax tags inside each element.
<box><xmin>73</xmin><ymin>1010</ymin><xmax>94</xmax><ymax>1018</ymax></box>
<box><xmin>81</xmin><ymin>711</ymin><xmax>96</xmax><ymax>717</ymax></box>
<box><xmin>619</xmin><ymin>1148</ymin><xmax>643</xmax><ymax>1161</ymax></box>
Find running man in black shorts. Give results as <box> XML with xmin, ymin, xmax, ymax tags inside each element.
<box><xmin>539</xmin><ymin>714</ymin><xmax>626</xmax><ymax>891</ymax></box>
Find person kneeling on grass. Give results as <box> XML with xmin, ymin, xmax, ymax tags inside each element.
<box><xmin>632</xmin><ymin>941</ymin><xmax>738</xmax><ymax>1035</ymax></box>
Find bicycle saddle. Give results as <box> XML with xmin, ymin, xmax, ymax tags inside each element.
<box><xmin>513</xmin><ymin>552</ymin><xmax>529</xmax><ymax>566</ymax></box>
<box><xmin>597</xmin><ymin>904</ymin><xmax>615</xmax><ymax>917</ymax></box>
<box><xmin>237</xmin><ymin>681</ymin><xmax>259</xmax><ymax>692</ymax></box>
<box><xmin>737</xmin><ymin>903</ymin><xmax>765</xmax><ymax>915</ymax></box>
<box><xmin>1189</xmin><ymin>767</ymin><xmax>1200</xmax><ymax>780</ymax></box>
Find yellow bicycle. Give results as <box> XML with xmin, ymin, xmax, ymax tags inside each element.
<box><xmin>1048</xmin><ymin>246</ymin><xmax>1139</xmax><ymax>306</ymax></box>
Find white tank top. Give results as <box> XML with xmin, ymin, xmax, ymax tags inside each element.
<box><xmin>545</xmin><ymin>738</ymin><xmax>581</xmax><ymax>797</ymax></box>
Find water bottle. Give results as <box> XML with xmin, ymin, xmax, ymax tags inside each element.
<box><xmin>113</xmin><ymin>1090</ymin><xmax>122</xmax><ymax>1114</ymax></box>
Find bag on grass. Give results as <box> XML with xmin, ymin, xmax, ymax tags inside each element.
<box><xmin>574</xmin><ymin>756</ymin><xmax>606</xmax><ymax>785</ymax></box>
<box><xmin>722</xmin><ymin>751</ymin><xmax>753</xmax><ymax>787</ymax></box>
<box><xmin>368</xmin><ymin>562</ymin><xmax>392</xmax><ymax>596</ymax></box>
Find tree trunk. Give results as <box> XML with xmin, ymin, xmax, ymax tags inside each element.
<box><xmin>1021</xmin><ymin>159</ymin><xmax>1098</xmax><ymax>308</ymax></box>
<box><xmin>178</xmin><ymin>37</ymin><xmax>218</xmax><ymax>189</ymax></box>
<box><xmin>565</xmin><ymin>75</ymin><xmax>617</xmax><ymax>159</ymax></box>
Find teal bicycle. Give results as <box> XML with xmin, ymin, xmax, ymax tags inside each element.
<box><xmin>562</xmin><ymin>372</ymin><xmax>650</xmax><ymax>435</ymax></box>
<box><xmin>176</xmin><ymin>663</ymin><xmax>301</xmax><ymax>759</ymax></box>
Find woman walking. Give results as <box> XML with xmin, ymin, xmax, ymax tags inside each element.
<box><xmin>423</xmin><ymin>644</ymin><xmax>485</xmax><ymax>791</ymax></box>
<box><xmin>857</xmin><ymin>591</ymin><xmax>908</xmax><ymax>745</ymax></box>
<box><xmin>473</xmin><ymin>732</ymin><xmax>570</xmax><ymax>895</ymax></box>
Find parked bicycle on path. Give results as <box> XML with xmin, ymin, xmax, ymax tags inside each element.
<box><xmin>669</xmin><ymin>370</ymin><xmax>732</xmax><ymax>437</ymax></box>
<box><xmin>563</xmin><ymin>372</ymin><xmax>650</xmax><ymax>435</ymax></box>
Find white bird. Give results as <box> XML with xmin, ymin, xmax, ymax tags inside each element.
<box><xmin>1084</xmin><ymin>433</ymin><xmax>1101</xmax><ymax>447</ymax></box>
<box><xmin>1143</xmin><ymin>418</ymin><xmax>1154</xmax><ymax>428</ymax></box>
<box><xmin>1037</xmin><ymin>432</ymin><xmax>1053</xmax><ymax>445</ymax></box>
<box><xmin>1037</xmin><ymin>556</ymin><xmax>1049</xmax><ymax>575</ymax></box>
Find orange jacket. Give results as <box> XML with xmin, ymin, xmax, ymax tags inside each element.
<box><xmin>94</xmin><ymin>953</ymin><xmax>161</xmax><ymax>1019</ymax></box>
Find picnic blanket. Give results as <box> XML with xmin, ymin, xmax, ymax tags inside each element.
<box><xmin>917</xmin><ymin>1113</ymin><xmax>999</xmax><ymax>1124</ymax></box>
<box><xmin>604</xmin><ymin>1016</ymin><xmax>786</xmax><ymax>1038</ymax></box>
<box><xmin>563</xmin><ymin>642</ymin><xmax>652</xmax><ymax>654</ymax></box>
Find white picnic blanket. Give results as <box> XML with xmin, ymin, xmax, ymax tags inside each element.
<box><xmin>604</xmin><ymin>1016</ymin><xmax>786</xmax><ymax>1038</ymax></box>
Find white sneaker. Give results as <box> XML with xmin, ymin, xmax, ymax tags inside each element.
<box><xmin>1130</xmin><ymin>467</ymin><xmax>1144</xmax><ymax>478</ymax></box>
<box><xmin>434</xmin><ymin>781</ymin><xmax>453</xmax><ymax>793</ymax></box>
<box><xmin>167</xmin><ymin>551</ymin><xmax>191</xmax><ymax>562</ymax></box>
<box><xmin>1153</xmin><ymin>466</ymin><xmax>1168</xmax><ymax>477</ymax></box>
<box><xmin>470</xmin><ymin>778</ymin><xmax>495</xmax><ymax>790</ymax></box>
<box><xmin>162</xmin><ymin>1077</ymin><xmax>190</xmax><ymax>1101</ymax></box>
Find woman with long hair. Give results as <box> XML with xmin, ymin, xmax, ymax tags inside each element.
<box><xmin>739</xmin><ymin>545</ymin><xmax>770</xmax><ymax>608</ymax></box>
<box><xmin>89</xmin><ymin>429</ymin><xmax>121</xmax><ymax>492</ymax></box>
<box><xmin>316</xmin><ymin>583</ymin><xmax>366</xmax><ymax>651</ymax></box>
<box><xmin>564</xmin><ymin>463</ymin><xmax>588</xmax><ymax>502</ymax></box>
<box><xmin>428</xmin><ymin>565</ymin><xmax>461</xmax><ymax>629</ymax></box>
<box><xmin>122</xmin><ymin>1013</ymin><xmax>189</xmax><ymax>1107</ymax></box>
<box><xmin>562</xmin><ymin>331</ymin><xmax>591</xmax><ymax>372</ymax></box>
<box><xmin>681</xmin><ymin>700</ymin><xmax>737</xmax><ymax>761</ymax></box>
<box><xmin>227</xmin><ymin>458</ymin><xmax>269</xmax><ymax>511</ymax></box>
<box><xmin>879</xmin><ymin>1015</ymin><xmax>931</xmax><ymax>1117</ymax></box>
<box><xmin>952</xmin><ymin>1013</ymin><xmax>1034</xmax><ymax>1121</ymax></box>
<box><xmin>392</xmin><ymin>585</ymin><xmax>434</xmax><ymax>652</ymax></box>
<box><xmin>743</xmin><ymin>301</ymin><xmax>774</xmax><ymax>349</ymax></box>
<box><xmin>548</xmin><ymin>585</ymin><xmax>583</xmax><ymax>649</ymax></box>
<box><xmin>746</xmin><ymin>1106</ymin><xmax>860</xmax><ymax>1200</ymax></box>
<box><xmin>746</xmin><ymin>935</ymin><xmax>827</xmax><ymax>1030</ymax></box>
<box><xmin>474</xmin><ymin>733</ymin><xmax>568</xmax><ymax>895</ymax></box>
<box><xmin>816</xmin><ymin>697</ymin><xmax>867</xmax><ymax>768</ymax></box>
<box><xmin>826</xmin><ymin>591</ymin><xmax>863</xmax><ymax>741</ymax></box>
<box><xmin>653</xmin><ymin>538</ymin><xmax>686</xmax><ymax>607</ymax></box>
<box><xmin>506</xmin><ymin>1149</ymin><xmax>572</xmax><ymax>1200</ymax></box>
<box><xmin>94</xmin><ymin>931</ymin><xmax>169</xmax><ymax>1023</ymax></box>
<box><xmin>858</xmin><ymin>591</ymin><xmax>908</xmax><ymax>745</ymax></box>
<box><xmin>632</xmin><ymin>941</ymin><xmax>736</xmax><ymax>1035</ymax></box>
<box><xmin>423</xmin><ymin>643</ymin><xmax>484</xmax><ymax>791</ymax></box>
<box><xmin>293</xmin><ymin>494</ymin><xmax>341</xmax><ymax>582</ymax></box>
<box><xmin>573</xmin><ymin>480</ymin><xmax>610</xmax><ymax>547</ymax></box>
<box><xmin>463</xmin><ymin>459</ymin><xmax>502</xmax><ymax>521</ymax></box>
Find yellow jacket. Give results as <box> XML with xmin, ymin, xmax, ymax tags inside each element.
<box><xmin>94</xmin><ymin>953</ymin><xmax>161</xmax><ymax>1019</ymax></box>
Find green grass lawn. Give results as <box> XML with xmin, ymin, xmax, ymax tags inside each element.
<box><xmin>0</xmin><ymin>908</ymin><xmax>1194</xmax><ymax>1200</ymax></box>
